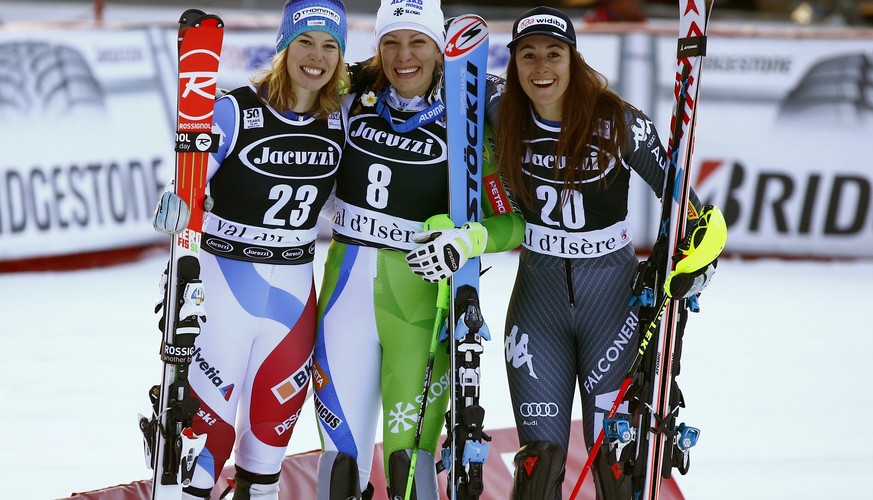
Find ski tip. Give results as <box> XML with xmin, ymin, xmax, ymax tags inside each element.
<box><xmin>193</xmin><ymin>14</ymin><xmax>225</xmax><ymax>30</ymax></box>
<box><xmin>178</xmin><ymin>9</ymin><xmax>206</xmax><ymax>26</ymax></box>
<box><xmin>178</xmin><ymin>11</ymin><xmax>225</xmax><ymax>30</ymax></box>
<box><xmin>444</xmin><ymin>14</ymin><xmax>489</xmax><ymax>60</ymax></box>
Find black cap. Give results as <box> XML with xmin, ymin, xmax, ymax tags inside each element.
<box><xmin>508</xmin><ymin>6</ymin><xmax>577</xmax><ymax>49</ymax></box>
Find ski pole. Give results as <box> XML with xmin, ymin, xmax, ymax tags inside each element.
<box><xmin>569</xmin><ymin>295</ymin><xmax>669</xmax><ymax>500</ymax></box>
<box><xmin>404</xmin><ymin>269</ymin><xmax>451</xmax><ymax>500</ymax></box>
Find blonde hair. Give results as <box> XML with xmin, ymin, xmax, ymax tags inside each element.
<box><xmin>251</xmin><ymin>47</ymin><xmax>349</xmax><ymax>116</ymax></box>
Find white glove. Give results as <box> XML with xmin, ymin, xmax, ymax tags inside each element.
<box><xmin>666</xmin><ymin>259</ymin><xmax>717</xmax><ymax>299</ymax></box>
<box><xmin>153</xmin><ymin>189</ymin><xmax>190</xmax><ymax>235</ymax></box>
<box><xmin>406</xmin><ymin>215</ymin><xmax>487</xmax><ymax>283</ymax></box>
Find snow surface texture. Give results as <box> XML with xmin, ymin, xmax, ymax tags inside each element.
<box><xmin>0</xmin><ymin>246</ymin><xmax>871</xmax><ymax>499</ymax></box>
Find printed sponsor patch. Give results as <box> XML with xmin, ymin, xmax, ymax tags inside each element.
<box><xmin>517</xmin><ymin>14</ymin><xmax>567</xmax><ymax>33</ymax></box>
<box><xmin>270</xmin><ymin>364</ymin><xmax>310</xmax><ymax>404</ymax></box>
<box><xmin>311</xmin><ymin>358</ymin><xmax>330</xmax><ymax>392</ymax></box>
<box><xmin>243</xmin><ymin>107</ymin><xmax>263</xmax><ymax>129</ymax></box>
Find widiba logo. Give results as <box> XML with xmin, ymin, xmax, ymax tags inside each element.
<box><xmin>517</xmin><ymin>15</ymin><xmax>566</xmax><ymax>33</ymax></box>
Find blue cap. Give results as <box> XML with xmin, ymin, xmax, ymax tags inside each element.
<box><xmin>276</xmin><ymin>0</ymin><xmax>348</xmax><ymax>55</ymax></box>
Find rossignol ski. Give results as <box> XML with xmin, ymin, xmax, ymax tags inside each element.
<box><xmin>138</xmin><ymin>10</ymin><xmax>223</xmax><ymax>499</ymax></box>
<box><xmin>440</xmin><ymin>15</ymin><xmax>491</xmax><ymax>500</ymax></box>
<box><xmin>569</xmin><ymin>1</ymin><xmax>714</xmax><ymax>498</ymax></box>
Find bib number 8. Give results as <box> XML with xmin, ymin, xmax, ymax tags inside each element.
<box><xmin>366</xmin><ymin>163</ymin><xmax>392</xmax><ymax>209</ymax></box>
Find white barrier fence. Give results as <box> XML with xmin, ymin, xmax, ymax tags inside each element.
<box><xmin>1</xmin><ymin>18</ymin><xmax>871</xmax><ymax>261</ymax></box>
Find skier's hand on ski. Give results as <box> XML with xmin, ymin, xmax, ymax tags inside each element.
<box><xmin>665</xmin><ymin>205</ymin><xmax>727</xmax><ymax>299</ymax></box>
<box><xmin>152</xmin><ymin>187</ymin><xmax>191</xmax><ymax>235</ymax></box>
<box><xmin>406</xmin><ymin>214</ymin><xmax>488</xmax><ymax>283</ymax></box>
<box><xmin>666</xmin><ymin>260</ymin><xmax>717</xmax><ymax>298</ymax></box>
<box><xmin>154</xmin><ymin>266</ymin><xmax>169</xmax><ymax>314</ymax></box>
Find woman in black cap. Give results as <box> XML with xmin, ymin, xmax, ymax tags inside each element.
<box><xmin>491</xmin><ymin>6</ymin><xmax>723</xmax><ymax>499</ymax></box>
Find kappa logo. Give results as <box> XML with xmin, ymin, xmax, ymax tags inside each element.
<box><xmin>631</xmin><ymin>116</ymin><xmax>655</xmax><ymax>153</ymax></box>
<box><xmin>505</xmin><ymin>325</ymin><xmax>538</xmax><ymax>379</ymax></box>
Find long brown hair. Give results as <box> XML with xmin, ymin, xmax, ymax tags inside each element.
<box><xmin>252</xmin><ymin>46</ymin><xmax>349</xmax><ymax>116</ymax></box>
<box><xmin>496</xmin><ymin>45</ymin><xmax>628</xmax><ymax>209</ymax></box>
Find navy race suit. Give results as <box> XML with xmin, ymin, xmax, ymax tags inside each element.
<box><xmin>185</xmin><ymin>85</ymin><xmax>347</xmax><ymax>493</ymax></box>
<box><xmin>503</xmin><ymin>104</ymin><xmax>703</xmax><ymax>461</ymax></box>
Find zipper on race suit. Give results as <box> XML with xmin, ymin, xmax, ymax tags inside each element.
<box><xmin>564</xmin><ymin>258</ymin><xmax>576</xmax><ymax>308</ymax></box>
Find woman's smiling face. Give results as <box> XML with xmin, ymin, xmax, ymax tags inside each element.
<box><xmin>514</xmin><ymin>34</ymin><xmax>572</xmax><ymax>122</ymax></box>
<box><xmin>379</xmin><ymin>30</ymin><xmax>442</xmax><ymax>99</ymax></box>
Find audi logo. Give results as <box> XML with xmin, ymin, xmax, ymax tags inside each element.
<box><xmin>519</xmin><ymin>402</ymin><xmax>559</xmax><ymax>417</ymax></box>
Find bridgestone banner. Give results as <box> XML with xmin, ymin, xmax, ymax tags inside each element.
<box><xmin>1</xmin><ymin>21</ymin><xmax>871</xmax><ymax>261</ymax></box>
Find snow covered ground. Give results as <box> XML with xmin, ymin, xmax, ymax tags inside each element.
<box><xmin>1</xmin><ymin>247</ymin><xmax>872</xmax><ymax>499</ymax></box>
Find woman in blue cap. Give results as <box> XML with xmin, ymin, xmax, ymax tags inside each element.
<box><xmin>491</xmin><ymin>6</ymin><xmax>725</xmax><ymax>499</ymax></box>
<box><xmin>152</xmin><ymin>1</ymin><xmax>349</xmax><ymax>498</ymax></box>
